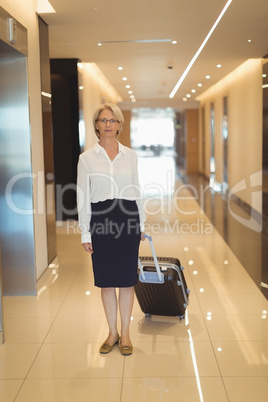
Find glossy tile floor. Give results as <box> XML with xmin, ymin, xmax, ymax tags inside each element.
<box><xmin>1</xmin><ymin>158</ymin><xmax>268</xmax><ymax>401</ymax></box>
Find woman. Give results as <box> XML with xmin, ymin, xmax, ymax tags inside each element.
<box><xmin>77</xmin><ymin>103</ymin><xmax>145</xmax><ymax>356</ymax></box>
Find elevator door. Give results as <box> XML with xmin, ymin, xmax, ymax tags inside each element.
<box><xmin>0</xmin><ymin>40</ymin><xmax>36</xmax><ymax>295</ymax></box>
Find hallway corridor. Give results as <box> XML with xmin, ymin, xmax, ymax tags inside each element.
<box><xmin>0</xmin><ymin>158</ymin><xmax>268</xmax><ymax>401</ymax></box>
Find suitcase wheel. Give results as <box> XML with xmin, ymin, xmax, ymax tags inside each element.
<box><xmin>145</xmin><ymin>313</ymin><xmax>151</xmax><ymax>318</ymax></box>
<box><xmin>179</xmin><ymin>315</ymin><xmax>185</xmax><ymax>320</ymax></box>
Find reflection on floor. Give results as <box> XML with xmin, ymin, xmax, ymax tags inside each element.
<box><xmin>139</xmin><ymin>155</ymin><xmax>267</xmax><ymax>299</ymax></box>
<box><xmin>179</xmin><ymin>171</ymin><xmax>268</xmax><ymax>300</ymax></box>
<box><xmin>1</xmin><ymin>156</ymin><xmax>268</xmax><ymax>401</ymax></box>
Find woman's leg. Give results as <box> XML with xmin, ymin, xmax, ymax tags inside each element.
<box><xmin>101</xmin><ymin>287</ymin><xmax>119</xmax><ymax>343</ymax></box>
<box><xmin>118</xmin><ymin>286</ymin><xmax>134</xmax><ymax>346</ymax></box>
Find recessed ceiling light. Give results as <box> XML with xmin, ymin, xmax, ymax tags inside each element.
<box><xmin>205</xmin><ymin>75</ymin><xmax>211</xmax><ymax>79</ymax></box>
<box><xmin>126</xmin><ymin>84</ymin><xmax>130</xmax><ymax>88</ymax></box>
<box><xmin>172</xmin><ymin>40</ymin><xmax>177</xmax><ymax>44</ymax></box>
<box><xmin>248</xmin><ymin>39</ymin><xmax>252</xmax><ymax>43</ymax></box>
<box><xmin>131</xmin><ymin>98</ymin><xmax>136</xmax><ymax>102</ymax></box>
<box><xmin>98</xmin><ymin>42</ymin><xmax>102</xmax><ymax>46</ymax></box>
<box><xmin>197</xmin><ymin>83</ymin><xmax>202</xmax><ymax>87</ymax></box>
<box><xmin>191</xmin><ymin>89</ymin><xmax>196</xmax><ymax>93</ymax></box>
<box><xmin>41</xmin><ymin>91</ymin><xmax>52</xmax><ymax>98</ymax></box>
<box><xmin>186</xmin><ymin>94</ymin><xmax>191</xmax><ymax>98</ymax></box>
<box><xmin>183</xmin><ymin>97</ymin><xmax>187</xmax><ymax>102</ymax></box>
<box><xmin>118</xmin><ymin>66</ymin><xmax>123</xmax><ymax>70</ymax></box>
<box><xmin>122</xmin><ymin>77</ymin><xmax>127</xmax><ymax>81</ymax></box>
<box><xmin>263</xmin><ymin>74</ymin><xmax>267</xmax><ymax>78</ymax></box>
<box><xmin>217</xmin><ymin>64</ymin><xmax>222</xmax><ymax>68</ymax></box>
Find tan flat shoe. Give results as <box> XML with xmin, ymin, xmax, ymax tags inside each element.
<box><xmin>119</xmin><ymin>341</ymin><xmax>133</xmax><ymax>356</ymax></box>
<box><xmin>99</xmin><ymin>334</ymin><xmax>120</xmax><ymax>354</ymax></box>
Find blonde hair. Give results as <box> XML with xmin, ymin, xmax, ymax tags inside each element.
<box><xmin>93</xmin><ymin>103</ymin><xmax>124</xmax><ymax>138</ymax></box>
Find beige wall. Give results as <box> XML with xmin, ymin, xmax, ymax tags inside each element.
<box><xmin>81</xmin><ymin>63</ymin><xmax>122</xmax><ymax>150</ymax></box>
<box><xmin>197</xmin><ymin>59</ymin><xmax>263</xmax><ymax>211</ymax></box>
<box><xmin>0</xmin><ymin>0</ymin><xmax>48</xmax><ymax>279</ymax></box>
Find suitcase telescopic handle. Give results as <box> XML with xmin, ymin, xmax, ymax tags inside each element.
<box><xmin>138</xmin><ymin>234</ymin><xmax>164</xmax><ymax>283</ymax></box>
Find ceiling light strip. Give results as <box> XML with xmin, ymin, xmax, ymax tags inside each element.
<box><xmin>169</xmin><ymin>0</ymin><xmax>233</xmax><ymax>98</ymax></box>
<box><xmin>99</xmin><ymin>39</ymin><xmax>172</xmax><ymax>44</ymax></box>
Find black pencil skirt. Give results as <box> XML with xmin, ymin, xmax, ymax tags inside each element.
<box><xmin>90</xmin><ymin>199</ymin><xmax>141</xmax><ymax>288</ymax></box>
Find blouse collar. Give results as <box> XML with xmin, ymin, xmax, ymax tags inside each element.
<box><xmin>94</xmin><ymin>141</ymin><xmax>126</xmax><ymax>155</ymax></box>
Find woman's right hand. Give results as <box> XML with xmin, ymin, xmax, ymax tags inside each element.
<box><xmin>82</xmin><ymin>243</ymin><xmax>94</xmax><ymax>253</ymax></box>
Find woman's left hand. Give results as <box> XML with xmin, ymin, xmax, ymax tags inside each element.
<box><xmin>141</xmin><ymin>232</ymin><xmax>146</xmax><ymax>241</ymax></box>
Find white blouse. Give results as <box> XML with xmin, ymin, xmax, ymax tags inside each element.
<box><xmin>77</xmin><ymin>142</ymin><xmax>145</xmax><ymax>243</ymax></box>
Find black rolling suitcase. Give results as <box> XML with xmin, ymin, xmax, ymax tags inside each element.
<box><xmin>135</xmin><ymin>234</ymin><xmax>190</xmax><ymax>319</ymax></box>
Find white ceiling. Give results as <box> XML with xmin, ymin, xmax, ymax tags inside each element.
<box><xmin>40</xmin><ymin>0</ymin><xmax>268</xmax><ymax>110</ymax></box>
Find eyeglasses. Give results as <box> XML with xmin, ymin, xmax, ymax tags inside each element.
<box><xmin>97</xmin><ymin>118</ymin><xmax>120</xmax><ymax>124</ymax></box>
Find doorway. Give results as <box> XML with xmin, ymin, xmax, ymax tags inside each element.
<box><xmin>130</xmin><ymin>108</ymin><xmax>176</xmax><ymax>197</ymax></box>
